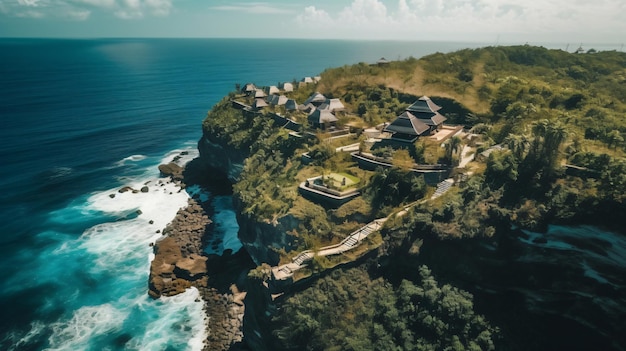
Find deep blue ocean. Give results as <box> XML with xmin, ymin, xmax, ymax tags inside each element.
<box><xmin>0</xmin><ymin>38</ymin><xmax>497</xmax><ymax>351</ymax></box>
<box><xmin>1</xmin><ymin>38</ymin><xmax>624</xmax><ymax>351</ymax></box>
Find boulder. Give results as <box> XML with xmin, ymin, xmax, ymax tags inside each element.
<box><xmin>118</xmin><ymin>186</ymin><xmax>134</xmax><ymax>193</ymax></box>
<box><xmin>158</xmin><ymin>163</ymin><xmax>183</xmax><ymax>180</ymax></box>
<box><xmin>174</xmin><ymin>254</ymin><xmax>208</xmax><ymax>280</ymax></box>
<box><xmin>140</xmin><ymin>186</ymin><xmax>149</xmax><ymax>193</ymax></box>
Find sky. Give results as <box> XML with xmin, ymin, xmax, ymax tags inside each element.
<box><xmin>0</xmin><ymin>0</ymin><xmax>625</xmax><ymax>44</ymax></box>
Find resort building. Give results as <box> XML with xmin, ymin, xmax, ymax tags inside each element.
<box><xmin>254</xmin><ymin>89</ymin><xmax>267</xmax><ymax>99</ymax></box>
<box><xmin>280</xmin><ymin>82</ymin><xmax>294</xmax><ymax>92</ymax></box>
<box><xmin>308</xmin><ymin>109</ymin><xmax>338</xmax><ymax>130</ymax></box>
<box><xmin>404</xmin><ymin>96</ymin><xmax>447</xmax><ymax>133</ymax></box>
<box><xmin>304</xmin><ymin>92</ymin><xmax>327</xmax><ymax>107</ymax></box>
<box><xmin>318</xmin><ymin>98</ymin><xmax>345</xmax><ymax>113</ymax></box>
<box><xmin>265</xmin><ymin>86</ymin><xmax>280</xmax><ymax>95</ymax></box>
<box><xmin>268</xmin><ymin>94</ymin><xmax>288</xmax><ymax>106</ymax></box>
<box><xmin>285</xmin><ymin>99</ymin><xmax>298</xmax><ymax>111</ymax></box>
<box><xmin>241</xmin><ymin>83</ymin><xmax>256</xmax><ymax>96</ymax></box>
<box><xmin>251</xmin><ymin>98</ymin><xmax>268</xmax><ymax>110</ymax></box>
<box><xmin>383</xmin><ymin>111</ymin><xmax>431</xmax><ymax>142</ymax></box>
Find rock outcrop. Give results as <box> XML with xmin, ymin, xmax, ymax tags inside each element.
<box><xmin>198</xmin><ymin>135</ymin><xmax>247</xmax><ymax>183</ymax></box>
<box><xmin>158</xmin><ymin>162</ymin><xmax>183</xmax><ymax>181</ymax></box>
<box><xmin>148</xmin><ymin>199</ymin><xmax>210</xmax><ymax>298</ymax></box>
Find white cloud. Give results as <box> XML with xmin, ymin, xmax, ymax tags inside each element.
<box><xmin>3</xmin><ymin>0</ymin><xmax>173</xmax><ymax>20</ymax></box>
<box><xmin>293</xmin><ymin>0</ymin><xmax>626</xmax><ymax>42</ymax></box>
<box><xmin>66</xmin><ymin>9</ymin><xmax>91</xmax><ymax>20</ymax></box>
<box><xmin>296</xmin><ymin>6</ymin><xmax>331</xmax><ymax>24</ymax></box>
<box><xmin>211</xmin><ymin>2</ymin><xmax>294</xmax><ymax>15</ymax></box>
<box><xmin>145</xmin><ymin>0</ymin><xmax>172</xmax><ymax>16</ymax></box>
<box><xmin>17</xmin><ymin>0</ymin><xmax>42</xmax><ymax>7</ymax></box>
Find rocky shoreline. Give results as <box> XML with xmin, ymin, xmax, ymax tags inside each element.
<box><xmin>148</xmin><ymin>158</ymin><xmax>252</xmax><ymax>351</ymax></box>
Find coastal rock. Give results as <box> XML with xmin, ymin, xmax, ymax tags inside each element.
<box><xmin>118</xmin><ymin>186</ymin><xmax>134</xmax><ymax>193</ymax></box>
<box><xmin>158</xmin><ymin>162</ymin><xmax>183</xmax><ymax>180</ymax></box>
<box><xmin>141</xmin><ymin>186</ymin><xmax>149</xmax><ymax>193</ymax></box>
<box><xmin>174</xmin><ymin>254</ymin><xmax>208</xmax><ymax>280</ymax></box>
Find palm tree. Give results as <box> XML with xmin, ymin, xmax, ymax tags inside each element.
<box><xmin>503</xmin><ymin>134</ymin><xmax>529</xmax><ymax>160</ymax></box>
<box><xmin>444</xmin><ymin>136</ymin><xmax>463</xmax><ymax>165</ymax></box>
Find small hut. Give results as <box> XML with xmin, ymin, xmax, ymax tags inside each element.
<box><xmin>304</xmin><ymin>92</ymin><xmax>327</xmax><ymax>106</ymax></box>
<box><xmin>268</xmin><ymin>95</ymin><xmax>288</xmax><ymax>106</ymax></box>
<box><xmin>254</xmin><ymin>89</ymin><xmax>267</xmax><ymax>99</ymax></box>
<box><xmin>313</xmin><ymin>76</ymin><xmax>322</xmax><ymax>83</ymax></box>
<box><xmin>308</xmin><ymin>109</ymin><xmax>338</xmax><ymax>130</ymax></box>
<box><xmin>285</xmin><ymin>99</ymin><xmax>298</xmax><ymax>111</ymax></box>
<box><xmin>318</xmin><ymin>98</ymin><xmax>345</xmax><ymax>113</ymax></box>
<box><xmin>241</xmin><ymin>83</ymin><xmax>256</xmax><ymax>96</ymax></box>
<box><xmin>252</xmin><ymin>98</ymin><xmax>268</xmax><ymax>110</ymax></box>
<box><xmin>280</xmin><ymin>82</ymin><xmax>294</xmax><ymax>92</ymax></box>
<box><xmin>301</xmin><ymin>76</ymin><xmax>314</xmax><ymax>84</ymax></box>
<box><xmin>265</xmin><ymin>86</ymin><xmax>280</xmax><ymax>95</ymax></box>
<box><xmin>376</xmin><ymin>57</ymin><xmax>390</xmax><ymax>66</ymax></box>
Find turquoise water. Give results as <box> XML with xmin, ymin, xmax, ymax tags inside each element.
<box><xmin>2</xmin><ymin>38</ymin><xmax>622</xmax><ymax>350</ymax></box>
<box><xmin>0</xmin><ymin>38</ymin><xmax>491</xmax><ymax>350</ymax></box>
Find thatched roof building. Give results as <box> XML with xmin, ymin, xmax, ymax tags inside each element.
<box><xmin>383</xmin><ymin>111</ymin><xmax>430</xmax><ymax>142</ymax></box>
<box><xmin>405</xmin><ymin>96</ymin><xmax>447</xmax><ymax>130</ymax></box>
<box><xmin>308</xmin><ymin>109</ymin><xmax>338</xmax><ymax>130</ymax></box>
<box><xmin>304</xmin><ymin>92</ymin><xmax>327</xmax><ymax>106</ymax></box>
<box><xmin>318</xmin><ymin>98</ymin><xmax>345</xmax><ymax>112</ymax></box>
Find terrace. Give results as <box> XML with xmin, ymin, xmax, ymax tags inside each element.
<box><xmin>298</xmin><ymin>172</ymin><xmax>361</xmax><ymax>207</ymax></box>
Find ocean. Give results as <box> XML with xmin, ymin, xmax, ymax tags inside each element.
<box><xmin>0</xmin><ymin>38</ymin><xmax>495</xmax><ymax>350</ymax></box>
<box><xmin>1</xmin><ymin>38</ymin><xmax>624</xmax><ymax>351</ymax></box>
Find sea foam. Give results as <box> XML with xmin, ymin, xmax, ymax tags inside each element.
<box><xmin>39</xmin><ymin>150</ymin><xmax>208</xmax><ymax>351</ymax></box>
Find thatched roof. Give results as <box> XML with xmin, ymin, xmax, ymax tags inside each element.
<box><xmin>318</xmin><ymin>98</ymin><xmax>345</xmax><ymax>112</ymax></box>
<box><xmin>280</xmin><ymin>82</ymin><xmax>294</xmax><ymax>92</ymax></box>
<box><xmin>301</xmin><ymin>77</ymin><xmax>314</xmax><ymax>83</ymax></box>
<box><xmin>308</xmin><ymin>109</ymin><xmax>338</xmax><ymax>125</ymax></box>
<box><xmin>285</xmin><ymin>99</ymin><xmax>298</xmax><ymax>111</ymax></box>
<box><xmin>268</xmin><ymin>95</ymin><xmax>288</xmax><ymax>106</ymax></box>
<box><xmin>242</xmin><ymin>83</ymin><xmax>256</xmax><ymax>93</ymax></box>
<box><xmin>405</xmin><ymin>96</ymin><xmax>446</xmax><ymax>126</ymax></box>
<box><xmin>265</xmin><ymin>86</ymin><xmax>280</xmax><ymax>95</ymax></box>
<box><xmin>406</xmin><ymin>96</ymin><xmax>442</xmax><ymax>113</ymax></box>
<box><xmin>384</xmin><ymin>111</ymin><xmax>430</xmax><ymax>136</ymax></box>
<box><xmin>252</xmin><ymin>98</ymin><xmax>268</xmax><ymax>109</ymax></box>
<box><xmin>254</xmin><ymin>89</ymin><xmax>267</xmax><ymax>98</ymax></box>
<box><xmin>304</xmin><ymin>92</ymin><xmax>327</xmax><ymax>105</ymax></box>
<box><xmin>377</xmin><ymin>57</ymin><xmax>390</xmax><ymax>65</ymax></box>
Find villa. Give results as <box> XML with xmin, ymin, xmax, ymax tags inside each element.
<box><xmin>304</xmin><ymin>92</ymin><xmax>327</xmax><ymax>107</ymax></box>
<box><xmin>308</xmin><ymin>109</ymin><xmax>338</xmax><ymax>130</ymax></box>
<box><xmin>318</xmin><ymin>98</ymin><xmax>345</xmax><ymax>113</ymax></box>
<box><xmin>405</xmin><ymin>96</ymin><xmax>447</xmax><ymax>133</ymax></box>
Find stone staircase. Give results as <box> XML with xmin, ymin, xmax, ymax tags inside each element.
<box><xmin>431</xmin><ymin>179</ymin><xmax>454</xmax><ymax>199</ymax></box>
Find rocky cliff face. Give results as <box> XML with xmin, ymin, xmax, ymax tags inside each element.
<box><xmin>384</xmin><ymin>226</ymin><xmax>626</xmax><ymax>351</ymax></box>
<box><xmin>197</xmin><ymin>135</ymin><xmax>247</xmax><ymax>183</ymax></box>
<box><xmin>235</xmin><ymin>210</ymin><xmax>299</xmax><ymax>266</ymax></box>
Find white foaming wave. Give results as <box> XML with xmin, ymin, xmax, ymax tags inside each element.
<box><xmin>160</xmin><ymin>146</ymin><xmax>199</xmax><ymax>167</ymax></box>
<box><xmin>124</xmin><ymin>155</ymin><xmax>148</xmax><ymax>162</ymax></box>
<box><xmin>45</xmin><ymin>304</ymin><xmax>125</xmax><ymax>351</ymax></box>
<box><xmin>87</xmin><ymin>179</ymin><xmax>188</xmax><ymax>229</ymax></box>
<box><xmin>125</xmin><ymin>288</ymin><xmax>207</xmax><ymax>351</ymax></box>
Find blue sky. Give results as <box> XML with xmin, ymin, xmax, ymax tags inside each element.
<box><xmin>1</xmin><ymin>0</ymin><xmax>625</xmax><ymax>43</ymax></box>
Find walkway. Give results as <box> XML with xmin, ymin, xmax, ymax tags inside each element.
<box><xmin>272</xmin><ymin>219</ymin><xmax>386</xmax><ymax>280</ymax></box>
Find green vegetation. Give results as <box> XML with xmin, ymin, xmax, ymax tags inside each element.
<box><xmin>203</xmin><ymin>45</ymin><xmax>626</xmax><ymax>351</ymax></box>
<box><xmin>271</xmin><ymin>265</ymin><xmax>497</xmax><ymax>351</ymax></box>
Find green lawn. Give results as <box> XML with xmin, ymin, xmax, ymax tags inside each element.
<box><xmin>324</xmin><ymin>172</ymin><xmax>360</xmax><ymax>190</ymax></box>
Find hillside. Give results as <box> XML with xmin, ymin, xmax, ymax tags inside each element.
<box><xmin>199</xmin><ymin>45</ymin><xmax>626</xmax><ymax>351</ymax></box>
